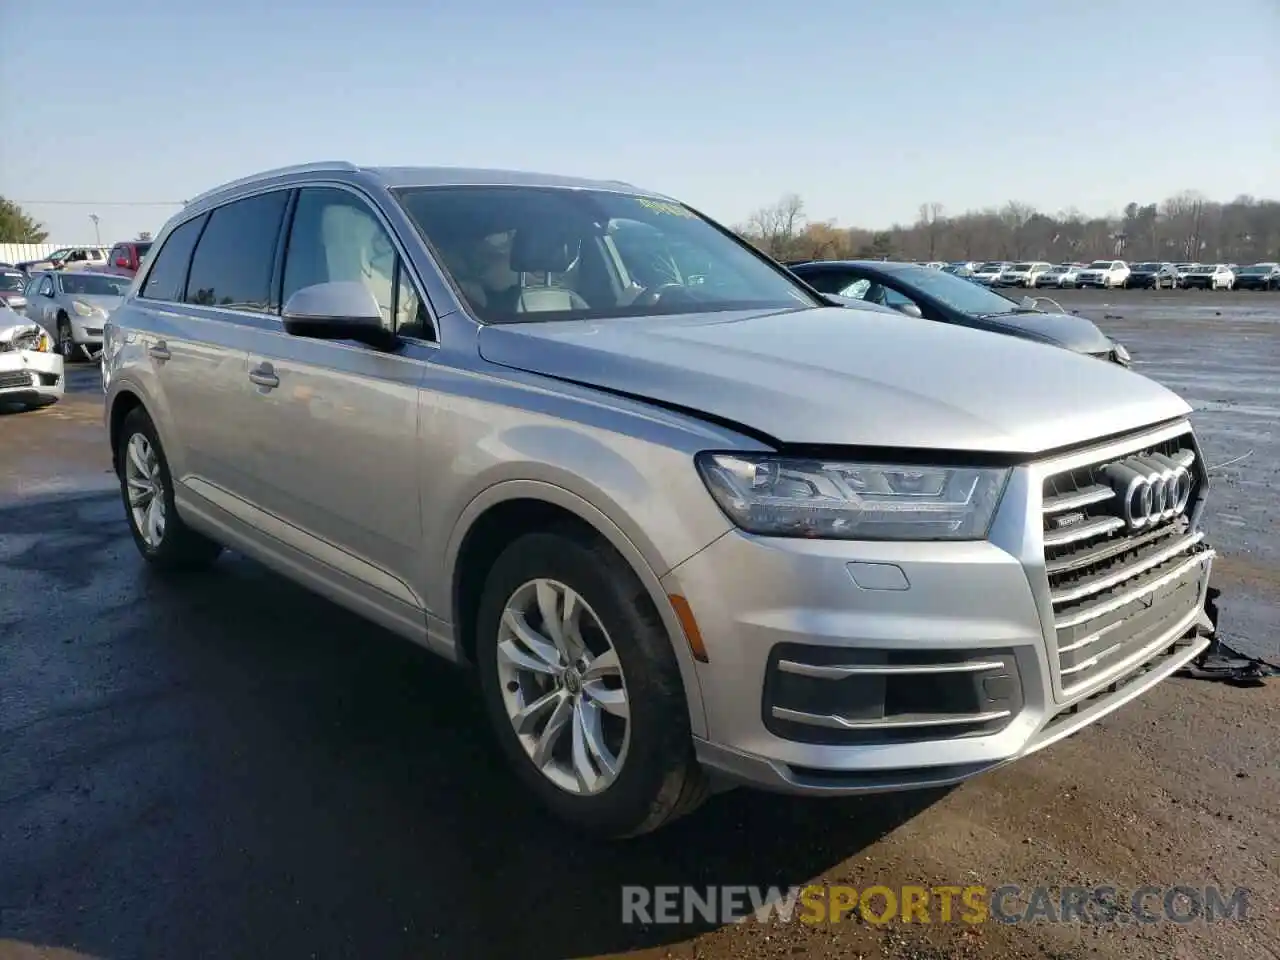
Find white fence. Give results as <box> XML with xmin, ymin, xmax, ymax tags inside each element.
<box><xmin>0</xmin><ymin>243</ymin><xmax>103</xmax><ymax>265</ymax></box>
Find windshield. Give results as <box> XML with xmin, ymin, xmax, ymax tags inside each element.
<box><xmin>0</xmin><ymin>272</ymin><xmax>24</xmax><ymax>292</ymax></box>
<box><xmin>1135</xmin><ymin>263</ymin><xmax>1161</xmax><ymax>271</ymax></box>
<box><xmin>1011</xmin><ymin>263</ymin><xmax>1033</xmax><ymax>271</ymax></box>
<box><xmin>1087</xmin><ymin>261</ymin><xmax>1112</xmax><ymax>269</ymax></box>
<box><xmin>394</xmin><ymin>186</ymin><xmax>817</xmax><ymax>323</ymax></box>
<box><xmin>977</xmin><ymin>262</ymin><xmax>1004</xmax><ymax>272</ymax></box>
<box><xmin>45</xmin><ymin>248</ymin><xmax>72</xmax><ymax>262</ymax></box>
<box><xmin>1240</xmin><ymin>265</ymin><xmax>1270</xmax><ymax>275</ymax></box>
<box><xmin>60</xmin><ymin>273</ymin><xmax>130</xmax><ymax>296</ymax></box>
<box><xmin>886</xmin><ymin>265</ymin><xmax>1022</xmax><ymax>315</ymax></box>
<box><xmin>1045</xmin><ymin>267</ymin><xmax>1066</xmax><ymax>274</ymax></box>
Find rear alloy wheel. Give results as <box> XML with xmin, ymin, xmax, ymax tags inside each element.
<box><xmin>475</xmin><ymin>530</ymin><xmax>708</xmax><ymax>837</ymax></box>
<box><xmin>117</xmin><ymin>407</ymin><xmax>223</xmax><ymax>571</ymax></box>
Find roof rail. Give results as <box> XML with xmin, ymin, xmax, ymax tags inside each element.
<box><xmin>184</xmin><ymin>160</ymin><xmax>361</xmax><ymax>206</ymax></box>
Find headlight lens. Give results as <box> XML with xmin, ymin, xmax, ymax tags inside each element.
<box><xmin>695</xmin><ymin>453</ymin><xmax>1010</xmax><ymax>541</ymax></box>
<box><xmin>72</xmin><ymin>299</ymin><xmax>95</xmax><ymax>316</ymax></box>
<box><xmin>12</xmin><ymin>331</ymin><xmax>52</xmax><ymax>352</ymax></box>
<box><xmin>1113</xmin><ymin>342</ymin><xmax>1132</xmax><ymax>366</ymax></box>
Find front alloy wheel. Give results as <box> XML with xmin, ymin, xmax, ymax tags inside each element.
<box><xmin>496</xmin><ymin>578</ymin><xmax>629</xmax><ymax>795</ymax></box>
<box><xmin>58</xmin><ymin>318</ymin><xmax>76</xmax><ymax>362</ymax></box>
<box><xmin>474</xmin><ymin>530</ymin><xmax>708</xmax><ymax>837</ymax></box>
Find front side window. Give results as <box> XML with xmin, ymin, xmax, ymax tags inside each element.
<box><xmin>185</xmin><ymin>190</ymin><xmax>289</xmax><ymax>312</ymax></box>
<box><xmin>839</xmin><ymin>278</ymin><xmax>872</xmax><ymax>299</ymax></box>
<box><xmin>795</xmin><ymin>270</ymin><xmax>855</xmax><ymax>295</ymax></box>
<box><xmin>282</xmin><ymin>187</ymin><xmax>406</xmax><ymax>330</ymax></box>
<box><xmin>140</xmin><ymin>214</ymin><xmax>207</xmax><ymax>302</ymax></box>
<box><xmin>394</xmin><ymin>185</ymin><xmax>817</xmax><ymax>323</ymax></box>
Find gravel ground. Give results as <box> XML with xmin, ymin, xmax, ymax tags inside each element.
<box><xmin>0</xmin><ymin>290</ymin><xmax>1276</xmax><ymax>960</ymax></box>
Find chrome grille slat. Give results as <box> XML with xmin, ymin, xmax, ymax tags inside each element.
<box><xmin>1050</xmin><ymin>531</ymin><xmax>1204</xmax><ymax>605</ymax></box>
<box><xmin>1040</xmin><ymin>426</ymin><xmax>1209</xmax><ymax>696</ymax></box>
<box><xmin>1042</xmin><ymin>483</ymin><xmax>1115</xmax><ymax>514</ymax></box>
<box><xmin>1046</xmin><ymin>520</ymin><xmax>1185</xmax><ymax>575</ymax></box>
<box><xmin>1043</xmin><ymin>516</ymin><xmax>1125</xmax><ymax>547</ymax></box>
<box><xmin>771</xmin><ymin>706</ymin><xmax>1012</xmax><ymax>731</ymax></box>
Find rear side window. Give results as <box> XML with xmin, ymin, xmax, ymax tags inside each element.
<box><xmin>185</xmin><ymin>190</ymin><xmax>289</xmax><ymax>313</ymax></box>
<box><xmin>141</xmin><ymin>215</ymin><xmax>207</xmax><ymax>301</ymax></box>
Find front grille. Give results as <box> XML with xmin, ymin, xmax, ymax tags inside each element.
<box><xmin>1040</xmin><ymin>428</ymin><xmax>1211</xmax><ymax>697</ymax></box>
<box><xmin>0</xmin><ymin>370</ymin><xmax>35</xmax><ymax>390</ymax></box>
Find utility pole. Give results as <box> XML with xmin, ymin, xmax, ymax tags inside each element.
<box><xmin>89</xmin><ymin>213</ymin><xmax>101</xmax><ymax>245</ymax></box>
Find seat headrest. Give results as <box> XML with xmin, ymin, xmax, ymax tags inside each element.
<box><xmin>510</xmin><ymin>227</ymin><xmax>580</xmax><ymax>274</ymax></box>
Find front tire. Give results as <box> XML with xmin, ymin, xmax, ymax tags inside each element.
<box><xmin>56</xmin><ymin>315</ymin><xmax>77</xmax><ymax>363</ymax></box>
<box><xmin>474</xmin><ymin>529</ymin><xmax>708</xmax><ymax>838</ymax></box>
<box><xmin>116</xmin><ymin>407</ymin><xmax>223</xmax><ymax>571</ymax></box>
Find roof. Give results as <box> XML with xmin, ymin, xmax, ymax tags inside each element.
<box><xmin>182</xmin><ymin>161</ymin><xmax>664</xmax><ymax>213</ymax></box>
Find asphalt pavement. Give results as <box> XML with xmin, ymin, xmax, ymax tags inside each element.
<box><xmin>1</xmin><ymin>291</ymin><xmax>1277</xmax><ymax>960</ymax></box>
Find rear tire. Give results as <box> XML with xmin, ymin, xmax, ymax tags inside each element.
<box><xmin>474</xmin><ymin>529</ymin><xmax>708</xmax><ymax>838</ymax></box>
<box><xmin>116</xmin><ymin>407</ymin><xmax>223</xmax><ymax>572</ymax></box>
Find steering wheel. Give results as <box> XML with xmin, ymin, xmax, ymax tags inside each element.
<box><xmin>631</xmin><ymin>282</ymin><xmax>691</xmax><ymax>307</ymax></box>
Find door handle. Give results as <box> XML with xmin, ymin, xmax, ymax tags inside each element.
<box><xmin>248</xmin><ymin>363</ymin><xmax>279</xmax><ymax>389</ymax></box>
<box><xmin>149</xmin><ymin>340</ymin><xmax>171</xmax><ymax>361</ymax></box>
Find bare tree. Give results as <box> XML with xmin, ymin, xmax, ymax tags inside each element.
<box><xmin>741</xmin><ymin>194</ymin><xmax>806</xmax><ymax>260</ymax></box>
<box><xmin>735</xmin><ymin>190</ymin><xmax>1280</xmax><ymax>264</ymax></box>
<box><xmin>916</xmin><ymin>202</ymin><xmax>946</xmax><ymax>260</ymax></box>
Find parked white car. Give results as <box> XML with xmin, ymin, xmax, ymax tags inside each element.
<box><xmin>1173</xmin><ymin>263</ymin><xmax>1199</xmax><ymax>284</ymax></box>
<box><xmin>1001</xmin><ymin>261</ymin><xmax>1053</xmax><ymax>287</ymax></box>
<box><xmin>1181</xmin><ymin>264</ymin><xmax>1235</xmax><ymax>290</ymax></box>
<box><xmin>1033</xmin><ymin>264</ymin><xmax>1080</xmax><ymax>288</ymax></box>
<box><xmin>0</xmin><ymin>307</ymin><xmax>64</xmax><ymax>409</ymax></box>
<box><xmin>970</xmin><ymin>261</ymin><xmax>1010</xmax><ymax>285</ymax></box>
<box><xmin>1075</xmin><ymin>260</ymin><xmax>1130</xmax><ymax>289</ymax></box>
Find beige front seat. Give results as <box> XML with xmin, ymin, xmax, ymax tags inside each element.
<box><xmin>508</xmin><ymin>227</ymin><xmax>589</xmax><ymax>313</ymax></box>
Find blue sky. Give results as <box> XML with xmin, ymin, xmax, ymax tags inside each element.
<box><xmin>3</xmin><ymin>0</ymin><xmax>1277</xmax><ymax>243</ymax></box>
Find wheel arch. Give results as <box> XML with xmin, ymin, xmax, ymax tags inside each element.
<box><xmin>445</xmin><ymin>479</ymin><xmax>709</xmax><ymax>739</ymax></box>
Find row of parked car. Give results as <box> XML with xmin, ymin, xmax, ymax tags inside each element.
<box><xmin>922</xmin><ymin>259</ymin><xmax>1280</xmax><ymax>291</ymax></box>
<box><xmin>1</xmin><ymin>241</ymin><xmax>152</xmax><ymax>279</ymax></box>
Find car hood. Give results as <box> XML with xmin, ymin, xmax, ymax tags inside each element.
<box><xmin>63</xmin><ymin>293</ymin><xmax>122</xmax><ymax>313</ymax></box>
<box><xmin>476</xmin><ymin>306</ymin><xmax>1189</xmax><ymax>454</ymax></box>
<box><xmin>973</xmin><ymin>309</ymin><xmax>1114</xmax><ymax>354</ymax></box>
<box><xmin>0</xmin><ymin>318</ymin><xmax>40</xmax><ymax>344</ymax></box>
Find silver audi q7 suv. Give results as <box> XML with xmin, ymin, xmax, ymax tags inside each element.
<box><xmin>103</xmin><ymin>162</ymin><xmax>1217</xmax><ymax>837</ymax></box>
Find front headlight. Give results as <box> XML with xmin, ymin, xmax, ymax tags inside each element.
<box><xmin>695</xmin><ymin>453</ymin><xmax>1010</xmax><ymax>541</ymax></box>
<box><xmin>12</xmin><ymin>331</ymin><xmax>52</xmax><ymax>353</ymax></box>
<box><xmin>72</xmin><ymin>299</ymin><xmax>95</xmax><ymax>317</ymax></box>
<box><xmin>1113</xmin><ymin>342</ymin><xmax>1132</xmax><ymax>366</ymax></box>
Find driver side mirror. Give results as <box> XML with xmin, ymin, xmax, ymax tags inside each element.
<box><xmin>894</xmin><ymin>301</ymin><xmax>923</xmax><ymax>319</ymax></box>
<box><xmin>282</xmin><ymin>281</ymin><xmax>395</xmax><ymax>350</ymax></box>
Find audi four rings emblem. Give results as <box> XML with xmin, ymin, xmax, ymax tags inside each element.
<box><xmin>1102</xmin><ymin>453</ymin><xmax>1195</xmax><ymax>530</ymax></box>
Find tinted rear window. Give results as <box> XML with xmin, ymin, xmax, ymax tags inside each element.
<box><xmin>184</xmin><ymin>191</ymin><xmax>289</xmax><ymax>312</ymax></box>
<box><xmin>141</xmin><ymin>215</ymin><xmax>207</xmax><ymax>302</ymax></box>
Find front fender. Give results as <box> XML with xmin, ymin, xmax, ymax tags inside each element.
<box><xmin>444</xmin><ymin>477</ymin><xmax>714</xmax><ymax>739</ymax></box>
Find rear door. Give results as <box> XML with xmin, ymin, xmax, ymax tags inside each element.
<box><xmin>131</xmin><ymin>190</ymin><xmax>290</xmax><ymax>494</ymax></box>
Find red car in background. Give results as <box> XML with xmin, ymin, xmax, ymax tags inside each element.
<box><xmin>102</xmin><ymin>240</ymin><xmax>153</xmax><ymax>277</ymax></box>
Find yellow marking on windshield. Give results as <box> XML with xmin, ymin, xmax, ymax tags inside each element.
<box><xmin>634</xmin><ymin>198</ymin><xmax>696</xmax><ymax>219</ymax></box>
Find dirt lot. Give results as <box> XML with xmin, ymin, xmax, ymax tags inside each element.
<box><xmin>0</xmin><ymin>289</ymin><xmax>1276</xmax><ymax>960</ymax></box>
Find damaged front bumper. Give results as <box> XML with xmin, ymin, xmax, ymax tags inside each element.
<box><xmin>0</xmin><ymin>323</ymin><xmax>65</xmax><ymax>405</ymax></box>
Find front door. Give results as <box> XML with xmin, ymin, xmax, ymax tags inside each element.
<box><xmin>241</xmin><ymin>185</ymin><xmax>434</xmax><ymax>619</ymax></box>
